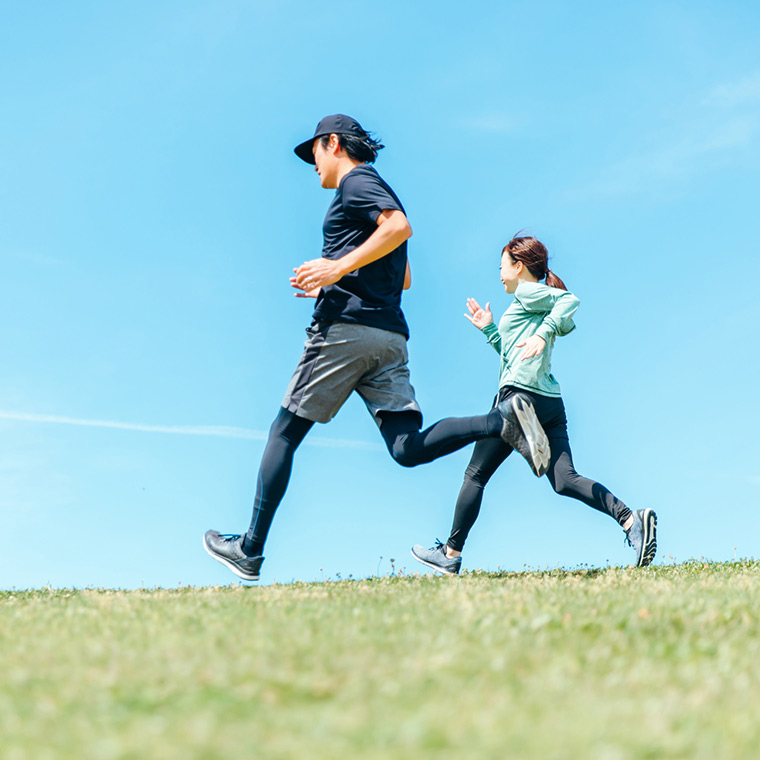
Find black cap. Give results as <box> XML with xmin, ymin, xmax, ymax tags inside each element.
<box><xmin>293</xmin><ymin>114</ymin><xmax>366</xmax><ymax>164</ymax></box>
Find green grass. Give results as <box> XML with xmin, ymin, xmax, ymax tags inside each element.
<box><xmin>2</xmin><ymin>561</ymin><xmax>760</xmax><ymax>759</ymax></box>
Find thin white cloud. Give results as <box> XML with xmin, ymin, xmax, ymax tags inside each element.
<box><xmin>0</xmin><ymin>410</ymin><xmax>385</xmax><ymax>451</ymax></box>
<box><xmin>564</xmin><ymin>71</ymin><xmax>760</xmax><ymax>201</ymax></box>
<box><xmin>703</xmin><ymin>71</ymin><xmax>760</xmax><ymax>108</ymax></box>
<box><xmin>577</xmin><ymin>118</ymin><xmax>754</xmax><ymax>198</ymax></box>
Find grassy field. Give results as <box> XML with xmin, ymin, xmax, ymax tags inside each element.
<box><xmin>2</xmin><ymin>561</ymin><xmax>760</xmax><ymax>760</ymax></box>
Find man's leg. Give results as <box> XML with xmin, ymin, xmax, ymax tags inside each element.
<box><xmin>204</xmin><ymin>322</ymin><xmax>383</xmax><ymax>579</ymax></box>
<box><xmin>378</xmin><ymin>409</ymin><xmax>503</xmax><ymax>467</ymax></box>
<box><xmin>204</xmin><ymin>407</ymin><xmax>313</xmax><ymax>580</ymax></box>
<box><xmin>243</xmin><ymin>407</ymin><xmax>314</xmax><ymax>556</ymax></box>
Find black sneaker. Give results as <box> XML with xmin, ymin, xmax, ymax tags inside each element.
<box><xmin>203</xmin><ymin>530</ymin><xmax>264</xmax><ymax>581</ymax></box>
<box><xmin>497</xmin><ymin>393</ymin><xmax>551</xmax><ymax>477</ymax></box>
<box><xmin>625</xmin><ymin>509</ymin><xmax>657</xmax><ymax>567</ymax></box>
<box><xmin>411</xmin><ymin>540</ymin><xmax>462</xmax><ymax>575</ymax></box>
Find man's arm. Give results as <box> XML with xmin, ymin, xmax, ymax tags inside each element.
<box><xmin>291</xmin><ymin>209</ymin><xmax>412</xmax><ymax>292</ymax></box>
<box><xmin>403</xmin><ymin>261</ymin><xmax>411</xmax><ymax>290</ymax></box>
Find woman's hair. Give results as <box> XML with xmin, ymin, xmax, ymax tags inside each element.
<box><xmin>502</xmin><ymin>235</ymin><xmax>567</xmax><ymax>290</ymax></box>
<box><xmin>319</xmin><ymin>130</ymin><xmax>385</xmax><ymax>163</ymax></box>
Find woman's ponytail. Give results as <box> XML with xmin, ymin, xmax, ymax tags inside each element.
<box><xmin>545</xmin><ymin>268</ymin><xmax>567</xmax><ymax>291</ymax></box>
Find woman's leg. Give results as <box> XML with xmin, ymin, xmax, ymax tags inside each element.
<box><xmin>544</xmin><ymin>434</ymin><xmax>632</xmax><ymax>527</ymax></box>
<box><xmin>446</xmin><ymin>437</ymin><xmax>513</xmax><ymax>551</ymax></box>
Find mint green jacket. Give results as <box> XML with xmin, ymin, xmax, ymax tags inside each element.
<box><xmin>480</xmin><ymin>281</ymin><xmax>579</xmax><ymax>398</ymax></box>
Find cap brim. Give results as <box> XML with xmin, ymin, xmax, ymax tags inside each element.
<box><xmin>294</xmin><ymin>137</ymin><xmax>317</xmax><ymax>164</ymax></box>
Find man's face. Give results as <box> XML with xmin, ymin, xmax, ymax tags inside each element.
<box><xmin>312</xmin><ymin>135</ymin><xmax>339</xmax><ymax>189</ymax></box>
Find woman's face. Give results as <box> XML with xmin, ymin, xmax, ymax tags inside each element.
<box><xmin>500</xmin><ymin>252</ymin><xmax>522</xmax><ymax>293</ymax></box>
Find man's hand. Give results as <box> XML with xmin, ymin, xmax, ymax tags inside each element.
<box><xmin>292</xmin><ymin>258</ymin><xmax>344</xmax><ymax>292</ymax></box>
<box><xmin>291</xmin><ymin>281</ymin><xmax>321</xmax><ymax>299</ymax></box>
<box><xmin>516</xmin><ymin>335</ymin><xmax>546</xmax><ymax>360</ymax></box>
<box><xmin>291</xmin><ymin>209</ymin><xmax>412</xmax><ymax>293</ymax></box>
<box><xmin>464</xmin><ymin>298</ymin><xmax>493</xmax><ymax>329</ymax></box>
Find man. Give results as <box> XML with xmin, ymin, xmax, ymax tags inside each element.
<box><xmin>203</xmin><ymin>114</ymin><xmax>548</xmax><ymax>581</ymax></box>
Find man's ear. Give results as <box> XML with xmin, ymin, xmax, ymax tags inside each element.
<box><xmin>328</xmin><ymin>133</ymin><xmax>341</xmax><ymax>154</ymax></box>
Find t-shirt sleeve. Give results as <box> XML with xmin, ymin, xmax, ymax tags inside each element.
<box><xmin>341</xmin><ymin>172</ymin><xmax>403</xmax><ymax>225</ymax></box>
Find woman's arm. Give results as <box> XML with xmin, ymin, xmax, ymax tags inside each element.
<box><xmin>516</xmin><ymin>287</ymin><xmax>580</xmax><ymax>360</ymax></box>
<box><xmin>533</xmin><ymin>291</ymin><xmax>580</xmax><ymax>342</ymax></box>
<box><xmin>465</xmin><ymin>298</ymin><xmax>501</xmax><ymax>354</ymax></box>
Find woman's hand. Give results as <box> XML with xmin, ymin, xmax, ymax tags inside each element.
<box><xmin>464</xmin><ymin>298</ymin><xmax>493</xmax><ymax>329</ymax></box>
<box><xmin>516</xmin><ymin>335</ymin><xmax>546</xmax><ymax>360</ymax></box>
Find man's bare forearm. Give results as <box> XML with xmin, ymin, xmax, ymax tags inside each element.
<box><xmin>292</xmin><ymin>210</ymin><xmax>412</xmax><ymax>291</ymax></box>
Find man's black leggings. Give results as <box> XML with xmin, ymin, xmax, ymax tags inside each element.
<box><xmin>446</xmin><ymin>387</ymin><xmax>632</xmax><ymax>552</ymax></box>
<box><xmin>243</xmin><ymin>406</ymin><xmax>502</xmax><ymax>556</ymax></box>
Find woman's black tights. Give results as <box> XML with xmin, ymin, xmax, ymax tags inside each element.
<box><xmin>446</xmin><ymin>433</ymin><xmax>633</xmax><ymax>552</ymax></box>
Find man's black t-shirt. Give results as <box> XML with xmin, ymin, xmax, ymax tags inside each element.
<box><xmin>311</xmin><ymin>164</ymin><xmax>409</xmax><ymax>338</ymax></box>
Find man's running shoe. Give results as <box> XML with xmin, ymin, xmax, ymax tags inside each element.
<box><xmin>203</xmin><ymin>530</ymin><xmax>264</xmax><ymax>581</ymax></box>
<box><xmin>497</xmin><ymin>393</ymin><xmax>551</xmax><ymax>477</ymax></box>
<box><xmin>625</xmin><ymin>509</ymin><xmax>657</xmax><ymax>567</ymax></box>
<box><xmin>411</xmin><ymin>540</ymin><xmax>462</xmax><ymax>575</ymax></box>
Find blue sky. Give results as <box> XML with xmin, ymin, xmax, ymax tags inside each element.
<box><xmin>1</xmin><ymin>0</ymin><xmax>759</xmax><ymax>588</ymax></box>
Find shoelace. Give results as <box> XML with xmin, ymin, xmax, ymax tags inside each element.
<box><xmin>432</xmin><ymin>539</ymin><xmax>460</xmax><ymax>563</ymax></box>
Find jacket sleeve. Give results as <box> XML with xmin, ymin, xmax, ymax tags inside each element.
<box><xmin>516</xmin><ymin>285</ymin><xmax>580</xmax><ymax>341</ymax></box>
<box><xmin>481</xmin><ymin>323</ymin><xmax>502</xmax><ymax>354</ymax></box>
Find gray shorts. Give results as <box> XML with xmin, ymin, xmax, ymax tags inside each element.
<box><xmin>282</xmin><ymin>321</ymin><xmax>422</xmax><ymax>425</ymax></box>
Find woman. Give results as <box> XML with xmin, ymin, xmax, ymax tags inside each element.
<box><xmin>411</xmin><ymin>235</ymin><xmax>657</xmax><ymax>575</ymax></box>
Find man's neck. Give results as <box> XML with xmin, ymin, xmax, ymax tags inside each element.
<box><xmin>335</xmin><ymin>158</ymin><xmax>365</xmax><ymax>187</ymax></box>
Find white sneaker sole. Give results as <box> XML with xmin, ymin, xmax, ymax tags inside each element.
<box><xmin>410</xmin><ymin>548</ymin><xmax>460</xmax><ymax>575</ymax></box>
<box><xmin>637</xmin><ymin>509</ymin><xmax>658</xmax><ymax>567</ymax></box>
<box><xmin>501</xmin><ymin>395</ymin><xmax>551</xmax><ymax>477</ymax></box>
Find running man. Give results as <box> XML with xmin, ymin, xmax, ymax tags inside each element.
<box><xmin>411</xmin><ymin>235</ymin><xmax>658</xmax><ymax>575</ymax></box>
<box><xmin>203</xmin><ymin>115</ymin><xmax>548</xmax><ymax>581</ymax></box>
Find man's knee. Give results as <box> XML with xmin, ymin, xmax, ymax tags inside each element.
<box><xmin>389</xmin><ymin>442</ymin><xmax>419</xmax><ymax>468</ymax></box>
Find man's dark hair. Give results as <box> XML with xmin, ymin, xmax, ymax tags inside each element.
<box><xmin>320</xmin><ymin>131</ymin><xmax>385</xmax><ymax>164</ymax></box>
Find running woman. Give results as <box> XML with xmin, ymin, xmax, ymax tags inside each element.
<box><xmin>411</xmin><ymin>235</ymin><xmax>657</xmax><ymax>575</ymax></box>
<box><xmin>203</xmin><ymin>116</ymin><xmax>548</xmax><ymax>581</ymax></box>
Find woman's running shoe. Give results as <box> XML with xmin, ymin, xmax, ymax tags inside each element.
<box><xmin>625</xmin><ymin>509</ymin><xmax>658</xmax><ymax>567</ymax></box>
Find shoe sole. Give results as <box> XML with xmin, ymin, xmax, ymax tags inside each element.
<box><xmin>500</xmin><ymin>394</ymin><xmax>551</xmax><ymax>477</ymax></box>
<box><xmin>410</xmin><ymin>548</ymin><xmax>460</xmax><ymax>575</ymax></box>
<box><xmin>202</xmin><ymin>535</ymin><xmax>260</xmax><ymax>581</ymax></box>
<box><xmin>636</xmin><ymin>509</ymin><xmax>657</xmax><ymax>567</ymax></box>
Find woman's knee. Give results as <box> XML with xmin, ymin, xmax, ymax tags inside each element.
<box><xmin>550</xmin><ymin>469</ymin><xmax>581</xmax><ymax>498</ymax></box>
<box><xmin>464</xmin><ymin>463</ymin><xmax>492</xmax><ymax>488</ymax></box>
